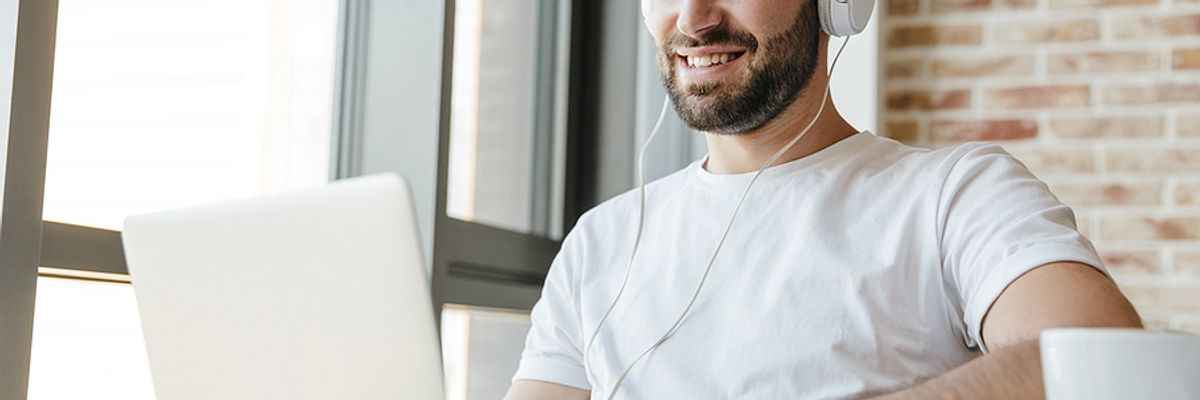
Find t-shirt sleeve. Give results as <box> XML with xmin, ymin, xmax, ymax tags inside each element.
<box><xmin>510</xmin><ymin>227</ymin><xmax>592</xmax><ymax>390</ymax></box>
<box><xmin>937</xmin><ymin>143</ymin><xmax>1106</xmax><ymax>353</ymax></box>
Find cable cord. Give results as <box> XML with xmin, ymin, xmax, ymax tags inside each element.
<box><xmin>587</xmin><ymin>36</ymin><xmax>852</xmax><ymax>400</ymax></box>
<box><xmin>583</xmin><ymin>92</ymin><xmax>672</xmax><ymax>385</ymax></box>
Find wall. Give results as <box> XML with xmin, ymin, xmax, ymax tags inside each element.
<box><xmin>829</xmin><ymin>3</ymin><xmax>881</xmax><ymax>134</ymax></box>
<box><xmin>879</xmin><ymin>0</ymin><xmax>1200</xmax><ymax>332</ymax></box>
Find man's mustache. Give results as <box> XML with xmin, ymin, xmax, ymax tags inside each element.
<box><xmin>661</xmin><ymin>26</ymin><xmax>760</xmax><ymax>57</ymax></box>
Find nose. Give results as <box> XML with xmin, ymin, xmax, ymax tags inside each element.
<box><xmin>676</xmin><ymin>0</ymin><xmax>723</xmax><ymax>38</ymax></box>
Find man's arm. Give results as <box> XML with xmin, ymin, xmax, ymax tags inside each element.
<box><xmin>504</xmin><ymin>379</ymin><xmax>590</xmax><ymax>400</ymax></box>
<box><xmin>875</xmin><ymin>261</ymin><xmax>1143</xmax><ymax>400</ymax></box>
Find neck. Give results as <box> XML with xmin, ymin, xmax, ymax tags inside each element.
<box><xmin>701</xmin><ymin>45</ymin><xmax>857</xmax><ymax>175</ymax></box>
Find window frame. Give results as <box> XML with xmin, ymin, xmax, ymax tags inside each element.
<box><xmin>331</xmin><ymin>0</ymin><xmax>606</xmax><ymax>315</ymax></box>
<box><xmin>1</xmin><ymin>0</ymin><xmax>645</xmax><ymax>397</ymax></box>
<box><xmin>429</xmin><ymin>0</ymin><xmax>581</xmax><ymax>313</ymax></box>
<box><xmin>1</xmin><ymin>1</ymin><xmax>58</xmax><ymax>398</ymax></box>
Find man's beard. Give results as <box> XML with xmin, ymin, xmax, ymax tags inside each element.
<box><xmin>657</xmin><ymin>10</ymin><xmax>820</xmax><ymax>135</ymax></box>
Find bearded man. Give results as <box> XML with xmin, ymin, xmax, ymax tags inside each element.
<box><xmin>504</xmin><ymin>1</ymin><xmax>1142</xmax><ymax>399</ymax></box>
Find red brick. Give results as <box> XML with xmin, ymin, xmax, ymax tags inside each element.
<box><xmin>885</xmin><ymin>120</ymin><xmax>921</xmax><ymax>143</ymax></box>
<box><xmin>999</xmin><ymin>0</ymin><xmax>1037</xmax><ymax>8</ymax></box>
<box><xmin>984</xmin><ymin>85</ymin><xmax>1090</xmax><ymax>109</ymax></box>
<box><xmin>1048</xmin><ymin>115</ymin><xmax>1163</xmax><ymax>139</ymax></box>
<box><xmin>930</xmin><ymin>119</ymin><xmax>1037</xmax><ymax>142</ymax></box>
<box><xmin>1180</xmin><ymin>114</ymin><xmax>1200</xmax><ymax>137</ymax></box>
<box><xmin>1006</xmin><ymin>147</ymin><xmax>1096</xmax><ymax>174</ymax></box>
<box><xmin>886</xmin><ymin>59</ymin><xmax>924</xmax><ymax>80</ymax></box>
<box><xmin>888</xmin><ymin>0</ymin><xmax>922</xmax><ymax>16</ymax></box>
<box><xmin>931</xmin><ymin>0</ymin><xmax>991</xmax><ymax>13</ymax></box>
<box><xmin>1174</xmin><ymin>48</ymin><xmax>1200</xmax><ymax>70</ymax></box>
<box><xmin>1101</xmin><ymin>82</ymin><xmax>1200</xmax><ymax>105</ymax></box>
<box><xmin>887</xmin><ymin>25</ymin><xmax>983</xmax><ymax>48</ymax></box>
<box><xmin>1047</xmin><ymin>180</ymin><xmax>1162</xmax><ymax>207</ymax></box>
<box><xmin>992</xmin><ymin>20</ymin><xmax>1100</xmax><ymax>44</ymax></box>
<box><xmin>885</xmin><ymin>89</ymin><xmax>972</xmax><ymax>111</ymax></box>
<box><xmin>1048</xmin><ymin>51</ymin><xmax>1161</xmax><ymax>74</ymax></box>
<box><xmin>932</xmin><ymin>55</ymin><xmax>1035</xmax><ymax>78</ymax></box>
<box><xmin>1048</xmin><ymin>0</ymin><xmax>1156</xmax><ymax>8</ymax></box>
<box><xmin>1099</xmin><ymin>215</ymin><xmax>1200</xmax><ymax>240</ymax></box>
<box><xmin>1106</xmin><ymin>148</ymin><xmax>1200</xmax><ymax>173</ymax></box>
<box><xmin>1097</xmin><ymin>249</ymin><xmax>1161</xmax><ymax>274</ymax></box>
<box><xmin>1175</xmin><ymin>180</ymin><xmax>1200</xmax><ymax>206</ymax></box>
<box><xmin>1112</xmin><ymin>14</ymin><xmax>1200</xmax><ymax>39</ymax></box>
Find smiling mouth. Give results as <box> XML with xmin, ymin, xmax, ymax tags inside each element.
<box><xmin>677</xmin><ymin>51</ymin><xmax>747</xmax><ymax>69</ymax></box>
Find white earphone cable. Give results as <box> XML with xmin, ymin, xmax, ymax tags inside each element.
<box><xmin>588</xmin><ymin>36</ymin><xmax>852</xmax><ymax>400</ymax></box>
<box><xmin>583</xmin><ymin>93</ymin><xmax>672</xmax><ymax>385</ymax></box>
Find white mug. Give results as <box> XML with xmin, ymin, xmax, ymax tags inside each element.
<box><xmin>1040</xmin><ymin>328</ymin><xmax>1200</xmax><ymax>400</ymax></box>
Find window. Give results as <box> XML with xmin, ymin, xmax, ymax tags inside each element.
<box><xmin>42</xmin><ymin>0</ymin><xmax>337</xmax><ymax>230</ymax></box>
<box><xmin>446</xmin><ymin>0</ymin><xmax>568</xmax><ymax>240</ymax></box>
<box><xmin>431</xmin><ymin>2</ymin><xmax>577</xmax><ymax>397</ymax></box>
<box><xmin>28</xmin><ymin>278</ymin><xmax>154</xmax><ymax>400</ymax></box>
<box><xmin>441</xmin><ymin>305</ymin><xmax>532</xmax><ymax>400</ymax></box>
<box><xmin>6</xmin><ymin>0</ymin><xmax>605</xmax><ymax>398</ymax></box>
<box><xmin>27</xmin><ymin>1</ymin><xmax>339</xmax><ymax>398</ymax></box>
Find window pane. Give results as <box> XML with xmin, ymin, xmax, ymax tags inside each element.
<box><xmin>29</xmin><ymin>278</ymin><xmax>154</xmax><ymax>400</ymax></box>
<box><xmin>447</xmin><ymin>0</ymin><xmax>567</xmax><ymax>239</ymax></box>
<box><xmin>31</xmin><ymin>1</ymin><xmax>338</xmax><ymax>398</ymax></box>
<box><xmin>42</xmin><ymin>0</ymin><xmax>339</xmax><ymax>230</ymax></box>
<box><xmin>441</xmin><ymin>305</ymin><xmax>532</xmax><ymax>400</ymax></box>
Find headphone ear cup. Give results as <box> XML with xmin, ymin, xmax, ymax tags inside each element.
<box><xmin>820</xmin><ymin>0</ymin><xmax>875</xmax><ymax>37</ymax></box>
<box><xmin>817</xmin><ymin>0</ymin><xmax>836</xmax><ymax>36</ymax></box>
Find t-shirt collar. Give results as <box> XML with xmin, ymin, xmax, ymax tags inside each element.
<box><xmin>689</xmin><ymin>131</ymin><xmax>874</xmax><ymax>190</ymax></box>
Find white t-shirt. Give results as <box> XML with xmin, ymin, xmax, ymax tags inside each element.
<box><xmin>512</xmin><ymin>131</ymin><xmax>1105</xmax><ymax>399</ymax></box>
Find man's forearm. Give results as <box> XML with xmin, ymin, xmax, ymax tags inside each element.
<box><xmin>874</xmin><ymin>339</ymin><xmax>1043</xmax><ymax>400</ymax></box>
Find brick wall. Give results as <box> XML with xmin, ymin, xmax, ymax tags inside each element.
<box><xmin>878</xmin><ymin>0</ymin><xmax>1200</xmax><ymax>333</ymax></box>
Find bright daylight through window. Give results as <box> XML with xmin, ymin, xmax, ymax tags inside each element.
<box><xmin>29</xmin><ymin>0</ymin><xmax>338</xmax><ymax>399</ymax></box>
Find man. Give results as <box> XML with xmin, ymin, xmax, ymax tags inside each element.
<box><xmin>505</xmin><ymin>0</ymin><xmax>1142</xmax><ymax>398</ymax></box>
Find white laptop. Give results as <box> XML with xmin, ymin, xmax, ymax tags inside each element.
<box><xmin>123</xmin><ymin>173</ymin><xmax>445</xmax><ymax>400</ymax></box>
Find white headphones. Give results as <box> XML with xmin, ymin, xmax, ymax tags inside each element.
<box><xmin>641</xmin><ymin>0</ymin><xmax>875</xmax><ymax>37</ymax></box>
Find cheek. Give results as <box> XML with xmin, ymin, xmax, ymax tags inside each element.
<box><xmin>654</xmin><ymin>49</ymin><xmax>674</xmax><ymax>74</ymax></box>
<box><xmin>646</xmin><ymin>14</ymin><xmax>671</xmax><ymax>43</ymax></box>
<box><xmin>645</xmin><ymin>0</ymin><xmax>683</xmax><ymax>43</ymax></box>
<box><xmin>733</xmin><ymin>0</ymin><xmax>806</xmax><ymax>37</ymax></box>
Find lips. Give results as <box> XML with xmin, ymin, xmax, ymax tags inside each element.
<box><xmin>673</xmin><ymin>50</ymin><xmax>748</xmax><ymax>84</ymax></box>
<box><xmin>675</xmin><ymin>46</ymin><xmax>748</xmax><ymax>70</ymax></box>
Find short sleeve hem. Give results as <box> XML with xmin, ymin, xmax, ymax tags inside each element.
<box><xmin>962</xmin><ymin>243</ymin><xmax>1106</xmax><ymax>353</ymax></box>
<box><xmin>511</xmin><ymin>356</ymin><xmax>593</xmax><ymax>391</ymax></box>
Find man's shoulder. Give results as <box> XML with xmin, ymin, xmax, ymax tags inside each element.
<box><xmin>864</xmin><ymin>133</ymin><xmax>995</xmax><ymax>167</ymax></box>
<box><xmin>864</xmin><ymin>135</ymin><xmax>1014</xmax><ymax>181</ymax></box>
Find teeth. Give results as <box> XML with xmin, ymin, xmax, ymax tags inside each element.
<box><xmin>685</xmin><ymin>53</ymin><xmax>737</xmax><ymax>68</ymax></box>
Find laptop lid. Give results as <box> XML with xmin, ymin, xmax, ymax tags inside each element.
<box><xmin>123</xmin><ymin>173</ymin><xmax>444</xmax><ymax>400</ymax></box>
